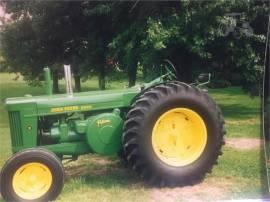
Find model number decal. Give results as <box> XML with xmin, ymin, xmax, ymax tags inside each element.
<box><xmin>50</xmin><ymin>105</ymin><xmax>92</xmax><ymax>113</ymax></box>
<box><xmin>97</xmin><ymin>119</ymin><xmax>111</xmax><ymax>127</ymax></box>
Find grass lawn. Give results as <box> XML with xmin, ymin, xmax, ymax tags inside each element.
<box><xmin>0</xmin><ymin>73</ymin><xmax>268</xmax><ymax>201</ymax></box>
<box><xmin>210</xmin><ymin>87</ymin><xmax>261</xmax><ymax>139</ymax></box>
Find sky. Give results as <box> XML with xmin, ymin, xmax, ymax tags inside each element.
<box><xmin>0</xmin><ymin>5</ymin><xmax>11</xmax><ymax>26</ymax></box>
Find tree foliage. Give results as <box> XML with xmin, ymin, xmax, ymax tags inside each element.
<box><xmin>0</xmin><ymin>1</ymin><xmax>269</xmax><ymax>94</ymax></box>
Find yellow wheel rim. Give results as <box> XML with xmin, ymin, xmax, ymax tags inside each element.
<box><xmin>152</xmin><ymin>108</ymin><xmax>207</xmax><ymax>166</ymax></box>
<box><xmin>12</xmin><ymin>162</ymin><xmax>52</xmax><ymax>200</ymax></box>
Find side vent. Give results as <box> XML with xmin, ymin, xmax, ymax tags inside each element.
<box><xmin>8</xmin><ymin>111</ymin><xmax>23</xmax><ymax>147</ymax></box>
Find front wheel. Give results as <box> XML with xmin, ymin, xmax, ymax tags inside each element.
<box><xmin>123</xmin><ymin>82</ymin><xmax>225</xmax><ymax>186</ymax></box>
<box><xmin>0</xmin><ymin>148</ymin><xmax>64</xmax><ymax>202</ymax></box>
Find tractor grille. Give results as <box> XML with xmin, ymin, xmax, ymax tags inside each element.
<box><xmin>8</xmin><ymin>111</ymin><xmax>23</xmax><ymax>147</ymax></box>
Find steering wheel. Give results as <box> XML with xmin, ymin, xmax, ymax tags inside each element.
<box><xmin>163</xmin><ymin>59</ymin><xmax>177</xmax><ymax>80</ymax></box>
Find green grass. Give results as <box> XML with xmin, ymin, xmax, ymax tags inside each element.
<box><xmin>209</xmin><ymin>87</ymin><xmax>261</xmax><ymax>138</ymax></box>
<box><xmin>210</xmin><ymin>147</ymin><xmax>267</xmax><ymax>199</ymax></box>
<box><xmin>0</xmin><ymin>73</ymin><xmax>267</xmax><ymax>201</ymax></box>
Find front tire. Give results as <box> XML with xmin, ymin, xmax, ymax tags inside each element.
<box><xmin>0</xmin><ymin>148</ymin><xmax>64</xmax><ymax>202</ymax></box>
<box><xmin>123</xmin><ymin>82</ymin><xmax>225</xmax><ymax>186</ymax></box>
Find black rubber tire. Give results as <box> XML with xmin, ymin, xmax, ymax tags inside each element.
<box><xmin>117</xmin><ymin>149</ymin><xmax>128</xmax><ymax>165</ymax></box>
<box><xmin>0</xmin><ymin>148</ymin><xmax>64</xmax><ymax>202</ymax></box>
<box><xmin>122</xmin><ymin>82</ymin><xmax>225</xmax><ymax>187</ymax></box>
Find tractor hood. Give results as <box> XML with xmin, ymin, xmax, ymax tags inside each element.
<box><xmin>6</xmin><ymin>87</ymin><xmax>141</xmax><ymax>116</ymax></box>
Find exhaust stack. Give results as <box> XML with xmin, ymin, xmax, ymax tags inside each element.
<box><xmin>43</xmin><ymin>67</ymin><xmax>53</xmax><ymax>95</ymax></box>
<box><xmin>64</xmin><ymin>64</ymin><xmax>73</xmax><ymax>96</ymax></box>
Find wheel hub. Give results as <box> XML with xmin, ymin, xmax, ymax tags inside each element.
<box><xmin>152</xmin><ymin>108</ymin><xmax>207</xmax><ymax>166</ymax></box>
<box><xmin>12</xmin><ymin>162</ymin><xmax>52</xmax><ymax>200</ymax></box>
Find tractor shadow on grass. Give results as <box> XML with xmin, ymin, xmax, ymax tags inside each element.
<box><xmin>63</xmin><ymin>154</ymin><xmax>144</xmax><ymax>188</ymax></box>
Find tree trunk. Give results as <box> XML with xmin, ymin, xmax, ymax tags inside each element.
<box><xmin>73</xmin><ymin>66</ymin><xmax>81</xmax><ymax>92</ymax></box>
<box><xmin>142</xmin><ymin>65</ymin><xmax>147</xmax><ymax>80</ymax></box>
<box><xmin>128</xmin><ymin>62</ymin><xmax>137</xmax><ymax>87</ymax></box>
<box><xmin>71</xmin><ymin>59</ymin><xmax>81</xmax><ymax>92</ymax></box>
<box><xmin>74</xmin><ymin>75</ymin><xmax>81</xmax><ymax>92</ymax></box>
<box><xmin>52</xmin><ymin>70</ymin><xmax>59</xmax><ymax>93</ymax></box>
<box><xmin>128</xmin><ymin>67</ymin><xmax>137</xmax><ymax>87</ymax></box>
<box><xmin>98</xmin><ymin>74</ymin><xmax>105</xmax><ymax>90</ymax></box>
<box><xmin>183</xmin><ymin>64</ymin><xmax>192</xmax><ymax>83</ymax></box>
<box><xmin>175</xmin><ymin>55</ymin><xmax>192</xmax><ymax>83</ymax></box>
<box><xmin>98</xmin><ymin>66</ymin><xmax>105</xmax><ymax>90</ymax></box>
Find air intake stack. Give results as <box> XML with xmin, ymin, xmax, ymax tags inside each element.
<box><xmin>64</xmin><ymin>64</ymin><xmax>73</xmax><ymax>96</ymax></box>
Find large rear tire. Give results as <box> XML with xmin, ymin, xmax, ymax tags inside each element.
<box><xmin>123</xmin><ymin>82</ymin><xmax>225</xmax><ymax>186</ymax></box>
<box><xmin>0</xmin><ymin>148</ymin><xmax>64</xmax><ymax>202</ymax></box>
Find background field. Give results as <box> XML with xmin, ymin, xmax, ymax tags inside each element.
<box><xmin>0</xmin><ymin>73</ymin><xmax>268</xmax><ymax>202</ymax></box>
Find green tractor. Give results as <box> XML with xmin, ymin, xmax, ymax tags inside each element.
<box><xmin>0</xmin><ymin>64</ymin><xmax>225</xmax><ymax>201</ymax></box>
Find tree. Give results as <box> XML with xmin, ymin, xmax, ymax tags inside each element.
<box><xmin>1</xmin><ymin>1</ymin><xmax>268</xmax><ymax>94</ymax></box>
<box><xmin>110</xmin><ymin>0</ymin><xmax>269</xmax><ymax>93</ymax></box>
<box><xmin>0</xmin><ymin>2</ymin><xmax>86</xmax><ymax>90</ymax></box>
<box><xmin>1</xmin><ymin>1</ymin><xmax>75</xmax><ymax>92</ymax></box>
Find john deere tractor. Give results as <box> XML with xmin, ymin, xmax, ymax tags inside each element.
<box><xmin>0</xmin><ymin>64</ymin><xmax>225</xmax><ymax>201</ymax></box>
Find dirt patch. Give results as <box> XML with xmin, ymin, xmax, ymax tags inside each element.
<box><xmin>150</xmin><ymin>177</ymin><xmax>234</xmax><ymax>202</ymax></box>
<box><xmin>65</xmin><ymin>164</ymin><xmax>89</xmax><ymax>176</ymax></box>
<box><xmin>226</xmin><ymin>138</ymin><xmax>262</xmax><ymax>150</ymax></box>
<box><xmin>87</xmin><ymin>156</ymin><xmax>114</xmax><ymax>165</ymax></box>
<box><xmin>226</xmin><ymin>118</ymin><xmax>260</xmax><ymax>125</ymax></box>
<box><xmin>64</xmin><ymin>155</ymin><xmax>118</xmax><ymax>177</ymax></box>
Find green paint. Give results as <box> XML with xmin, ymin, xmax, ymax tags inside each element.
<box><xmin>5</xmin><ymin>69</ymin><xmax>167</xmax><ymax>155</ymax></box>
<box><xmin>40</xmin><ymin>142</ymin><xmax>91</xmax><ymax>155</ymax></box>
<box><xmin>74</xmin><ymin>120</ymin><xmax>88</xmax><ymax>134</ymax></box>
<box><xmin>86</xmin><ymin>111</ymin><xmax>123</xmax><ymax>155</ymax></box>
<box><xmin>8</xmin><ymin>104</ymin><xmax>38</xmax><ymax>152</ymax></box>
<box><xmin>50</xmin><ymin>122</ymin><xmax>82</xmax><ymax>142</ymax></box>
<box><xmin>44</xmin><ymin>67</ymin><xmax>52</xmax><ymax>95</ymax></box>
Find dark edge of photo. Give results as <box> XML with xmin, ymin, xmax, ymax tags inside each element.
<box><xmin>263</xmin><ymin>14</ymin><xmax>270</xmax><ymax>195</ymax></box>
